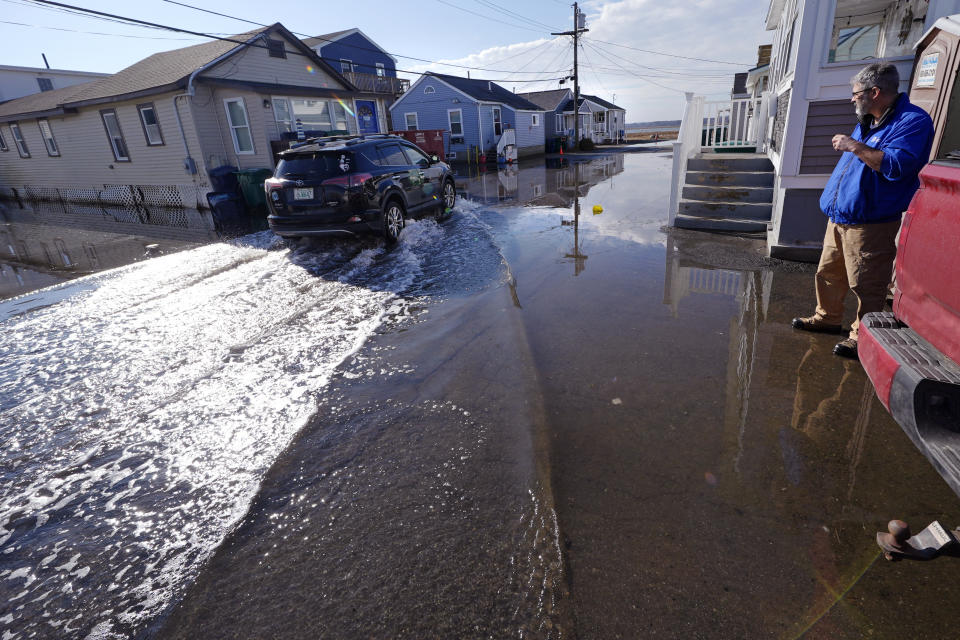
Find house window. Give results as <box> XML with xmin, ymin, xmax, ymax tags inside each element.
<box><xmin>273</xmin><ymin>97</ymin><xmax>293</xmax><ymax>132</ymax></box>
<box><xmin>340</xmin><ymin>59</ymin><xmax>353</xmax><ymax>73</ymax></box>
<box><xmin>447</xmin><ymin>109</ymin><xmax>463</xmax><ymax>135</ymax></box>
<box><xmin>492</xmin><ymin>107</ymin><xmax>502</xmax><ymax>136</ymax></box>
<box><xmin>331</xmin><ymin>101</ymin><xmax>350</xmax><ymax>131</ymax></box>
<box><xmin>224</xmin><ymin>97</ymin><xmax>254</xmax><ymax>154</ymax></box>
<box><xmin>137</xmin><ymin>103</ymin><xmax>164</xmax><ymax>146</ymax></box>
<box><xmin>376</xmin><ymin>63</ymin><xmax>385</xmax><ymax>77</ymax></box>
<box><xmin>828</xmin><ymin>0</ymin><xmax>925</xmax><ymax>63</ymax></box>
<box><xmin>290</xmin><ymin>98</ymin><xmax>332</xmax><ymax>131</ymax></box>
<box><xmin>404</xmin><ymin>112</ymin><xmax>418</xmax><ymax>131</ymax></box>
<box><xmin>423</xmin><ymin>85</ymin><xmax>435</xmax><ymax>94</ymax></box>
<box><xmin>10</xmin><ymin>122</ymin><xmax>30</xmax><ymax>158</ymax></box>
<box><xmin>37</xmin><ymin>78</ymin><xmax>53</xmax><ymax>92</ymax></box>
<box><xmin>531</xmin><ymin>113</ymin><xmax>540</xmax><ymax>127</ymax></box>
<box><xmin>37</xmin><ymin>119</ymin><xmax>59</xmax><ymax>156</ymax></box>
<box><xmin>0</xmin><ymin>128</ymin><xmax>7</xmax><ymax>152</ymax></box>
<box><xmin>100</xmin><ymin>109</ymin><xmax>129</xmax><ymax>161</ymax></box>
<box><xmin>266</xmin><ymin>38</ymin><xmax>285</xmax><ymax>59</ymax></box>
<box><xmin>556</xmin><ymin>116</ymin><xmax>564</xmax><ymax>133</ymax></box>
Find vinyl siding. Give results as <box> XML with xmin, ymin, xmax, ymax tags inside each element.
<box><xmin>315</xmin><ymin>33</ymin><xmax>396</xmax><ymax>78</ymax></box>
<box><xmin>389</xmin><ymin>79</ymin><xmax>480</xmax><ymax>155</ymax></box>
<box><xmin>190</xmin><ymin>86</ymin><xmax>277</xmax><ymax>172</ymax></box>
<box><xmin>202</xmin><ymin>33</ymin><xmax>345</xmax><ymax>90</ymax></box>
<box><xmin>799</xmin><ymin>99</ymin><xmax>849</xmax><ymax>174</ymax></box>
<box><xmin>0</xmin><ymin>91</ymin><xmax>208</xmax><ymax>190</ymax></box>
<box><xmin>514</xmin><ymin>111</ymin><xmax>545</xmax><ymax>150</ymax></box>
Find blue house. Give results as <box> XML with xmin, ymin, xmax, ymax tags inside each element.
<box><xmin>518</xmin><ymin>88</ymin><xmax>572</xmax><ymax>149</ymax></box>
<box><xmin>302</xmin><ymin>28</ymin><xmax>409</xmax><ymax>134</ymax></box>
<box><xmin>388</xmin><ymin>72</ymin><xmax>546</xmax><ymax>161</ymax></box>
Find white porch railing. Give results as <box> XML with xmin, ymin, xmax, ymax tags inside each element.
<box><xmin>701</xmin><ymin>97</ymin><xmax>761</xmax><ymax>149</ymax></box>
<box><xmin>668</xmin><ymin>91</ymin><xmax>772</xmax><ymax>225</ymax></box>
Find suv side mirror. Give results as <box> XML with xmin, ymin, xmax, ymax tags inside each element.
<box><xmin>430</xmin><ymin>154</ymin><xmax>439</xmax><ymax>164</ymax></box>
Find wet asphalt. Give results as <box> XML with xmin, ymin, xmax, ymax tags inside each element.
<box><xmin>2</xmin><ymin>147</ymin><xmax>960</xmax><ymax>639</ymax></box>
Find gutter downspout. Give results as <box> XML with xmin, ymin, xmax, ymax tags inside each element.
<box><xmin>173</xmin><ymin>37</ymin><xmax>258</xmax><ymax>177</ymax></box>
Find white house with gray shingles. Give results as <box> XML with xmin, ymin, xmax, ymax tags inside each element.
<box><xmin>763</xmin><ymin>0</ymin><xmax>960</xmax><ymax>260</ymax></box>
<box><xmin>0</xmin><ymin>23</ymin><xmax>392</xmax><ymax>211</ymax></box>
<box><xmin>0</xmin><ymin>64</ymin><xmax>109</xmax><ymax>103</ymax></box>
<box><xmin>389</xmin><ymin>72</ymin><xmax>545</xmax><ymax>160</ymax></box>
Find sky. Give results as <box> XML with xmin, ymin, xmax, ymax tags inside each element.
<box><xmin>2</xmin><ymin>0</ymin><xmax>774</xmax><ymax>122</ymax></box>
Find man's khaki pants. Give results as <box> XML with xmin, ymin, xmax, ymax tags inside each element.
<box><xmin>814</xmin><ymin>218</ymin><xmax>901</xmax><ymax>341</ymax></box>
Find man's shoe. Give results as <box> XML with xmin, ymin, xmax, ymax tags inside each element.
<box><xmin>791</xmin><ymin>316</ymin><xmax>843</xmax><ymax>334</ymax></box>
<box><xmin>833</xmin><ymin>338</ymin><xmax>858</xmax><ymax>359</ymax></box>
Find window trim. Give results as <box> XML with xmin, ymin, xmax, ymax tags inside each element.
<box><xmin>531</xmin><ymin>113</ymin><xmax>541</xmax><ymax>127</ymax></box>
<box><xmin>136</xmin><ymin>102</ymin><xmax>165</xmax><ymax>146</ymax></box>
<box><xmin>99</xmin><ymin>109</ymin><xmax>130</xmax><ymax>162</ymax></box>
<box><xmin>340</xmin><ymin>58</ymin><xmax>353</xmax><ymax>73</ymax></box>
<box><xmin>404</xmin><ymin>112</ymin><xmax>419</xmax><ymax>131</ymax></box>
<box><xmin>0</xmin><ymin>127</ymin><xmax>7</xmax><ymax>152</ymax></box>
<box><xmin>423</xmin><ymin>85</ymin><xmax>436</xmax><ymax>94</ymax></box>
<box><xmin>555</xmin><ymin>115</ymin><xmax>564</xmax><ymax>133</ymax></box>
<box><xmin>375</xmin><ymin>62</ymin><xmax>385</xmax><ymax>77</ymax></box>
<box><xmin>223</xmin><ymin>97</ymin><xmax>255</xmax><ymax>155</ymax></box>
<box><xmin>10</xmin><ymin>122</ymin><xmax>30</xmax><ymax>158</ymax></box>
<box><xmin>492</xmin><ymin>106</ymin><xmax>502</xmax><ymax>135</ymax></box>
<box><xmin>447</xmin><ymin>108</ymin><xmax>463</xmax><ymax>136</ymax></box>
<box><xmin>37</xmin><ymin>118</ymin><xmax>59</xmax><ymax>157</ymax></box>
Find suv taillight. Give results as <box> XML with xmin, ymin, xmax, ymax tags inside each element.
<box><xmin>322</xmin><ymin>173</ymin><xmax>373</xmax><ymax>189</ymax></box>
<box><xmin>264</xmin><ymin>178</ymin><xmax>286</xmax><ymax>210</ymax></box>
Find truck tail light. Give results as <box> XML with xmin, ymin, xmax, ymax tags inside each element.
<box><xmin>264</xmin><ymin>178</ymin><xmax>286</xmax><ymax>210</ymax></box>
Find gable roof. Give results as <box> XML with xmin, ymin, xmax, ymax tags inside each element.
<box><xmin>302</xmin><ymin>28</ymin><xmax>398</xmax><ymax>63</ymax></box>
<box><xmin>517</xmin><ymin>89</ymin><xmax>571</xmax><ymax>111</ymax></box>
<box><xmin>581</xmin><ymin>94</ymin><xmax>624</xmax><ymax>111</ymax></box>
<box><xmin>0</xmin><ymin>23</ymin><xmax>350</xmax><ymax>121</ymax></box>
<box><xmin>560</xmin><ymin>97</ymin><xmax>592</xmax><ymax>113</ymax></box>
<box><xmin>425</xmin><ymin>73</ymin><xmax>544</xmax><ymax>110</ymax></box>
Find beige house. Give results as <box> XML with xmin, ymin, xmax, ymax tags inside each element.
<box><xmin>0</xmin><ymin>23</ymin><xmax>389</xmax><ymax>211</ymax></box>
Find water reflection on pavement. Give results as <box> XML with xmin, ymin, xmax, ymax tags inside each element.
<box><xmin>3</xmin><ymin>149</ymin><xmax>960</xmax><ymax>639</ymax></box>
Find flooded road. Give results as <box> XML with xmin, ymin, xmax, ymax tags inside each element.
<box><xmin>2</xmin><ymin>148</ymin><xmax>959</xmax><ymax>639</ymax></box>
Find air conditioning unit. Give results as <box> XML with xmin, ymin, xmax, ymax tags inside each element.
<box><xmin>447</xmin><ymin>151</ymin><xmax>457</xmax><ymax>159</ymax></box>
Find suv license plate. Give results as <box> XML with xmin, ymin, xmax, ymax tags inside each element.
<box><xmin>294</xmin><ymin>187</ymin><xmax>314</xmax><ymax>200</ymax></box>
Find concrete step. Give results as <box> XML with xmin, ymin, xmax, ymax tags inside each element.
<box><xmin>681</xmin><ymin>184</ymin><xmax>773</xmax><ymax>203</ymax></box>
<box><xmin>674</xmin><ymin>214</ymin><xmax>768</xmax><ymax>233</ymax></box>
<box><xmin>685</xmin><ymin>170</ymin><xmax>774</xmax><ymax>187</ymax></box>
<box><xmin>678</xmin><ymin>200</ymin><xmax>772</xmax><ymax>220</ymax></box>
<box><xmin>687</xmin><ymin>155</ymin><xmax>774</xmax><ymax>172</ymax></box>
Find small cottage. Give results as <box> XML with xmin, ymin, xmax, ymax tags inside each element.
<box><xmin>389</xmin><ymin>72</ymin><xmax>546</xmax><ymax>161</ymax></box>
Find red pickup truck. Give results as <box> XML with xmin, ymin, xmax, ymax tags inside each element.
<box><xmin>859</xmin><ymin>162</ymin><xmax>960</xmax><ymax>493</ymax></box>
<box><xmin>858</xmin><ymin>18</ymin><xmax>960</xmax><ymax>495</ymax></box>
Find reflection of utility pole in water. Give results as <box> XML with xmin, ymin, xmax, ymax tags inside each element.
<box><xmin>562</xmin><ymin>162</ymin><xmax>587</xmax><ymax>276</ymax></box>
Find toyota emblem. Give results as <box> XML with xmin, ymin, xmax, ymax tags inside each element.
<box><xmin>296</xmin><ymin>179</ymin><xmax>304</xmax><ymax>187</ymax></box>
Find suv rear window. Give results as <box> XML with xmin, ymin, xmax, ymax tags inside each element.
<box><xmin>276</xmin><ymin>151</ymin><xmax>356</xmax><ymax>179</ymax></box>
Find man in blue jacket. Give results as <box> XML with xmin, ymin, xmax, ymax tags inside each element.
<box><xmin>792</xmin><ymin>63</ymin><xmax>934</xmax><ymax>359</ymax></box>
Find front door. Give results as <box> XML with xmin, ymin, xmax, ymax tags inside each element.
<box><xmin>356</xmin><ymin>100</ymin><xmax>379</xmax><ymax>134</ymax></box>
<box><xmin>493</xmin><ymin>107</ymin><xmax>502</xmax><ymax>136</ymax></box>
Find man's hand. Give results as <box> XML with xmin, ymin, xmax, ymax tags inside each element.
<box><xmin>832</xmin><ymin>134</ymin><xmax>858</xmax><ymax>152</ymax></box>
<box><xmin>832</xmin><ymin>134</ymin><xmax>884</xmax><ymax>172</ymax></box>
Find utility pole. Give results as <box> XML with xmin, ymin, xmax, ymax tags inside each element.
<box><xmin>552</xmin><ymin>3</ymin><xmax>588</xmax><ymax>149</ymax></box>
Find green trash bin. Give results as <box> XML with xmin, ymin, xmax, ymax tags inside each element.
<box><xmin>235</xmin><ymin>168</ymin><xmax>274</xmax><ymax>230</ymax></box>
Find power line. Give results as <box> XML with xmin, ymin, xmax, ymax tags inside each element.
<box><xmin>581</xmin><ymin>39</ymin><xmax>687</xmax><ymax>93</ymax></box>
<box><xmin>16</xmin><ymin>0</ymin><xmax>566</xmax><ymax>81</ymax></box>
<box><xmin>434</xmin><ymin>0</ymin><xmax>553</xmax><ymax>34</ymax></box>
<box><xmin>587</xmin><ymin>37</ymin><xmax>752</xmax><ymax>66</ymax></box>
<box><xmin>156</xmin><ymin>0</ymin><xmax>565</xmax><ymax>74</ymax></box>
<box><xmin>0</xmin><ymin>18</ymin><xmax>206</xmax><ymax>40</ymax></box>
<box><xmin>471</xmin><ymin>0</ymin><xmax>564</xmax><ymax>32</ymax></box>
<box><xmin>586</xmin><ymin>39</ymin><xmax>734</xmax><ymax>83</ymax></box>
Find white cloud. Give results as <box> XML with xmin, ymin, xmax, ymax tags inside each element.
<box><xmin>401</xmin><ymin>0</ymin><xmax>772</xmax><ymax>122</ymax></box>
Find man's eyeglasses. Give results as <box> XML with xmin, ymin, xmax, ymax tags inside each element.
<box><xmin>852</xmin><ymin>87</ymin><xmax>874</xmax><ymax>98</ymax></box>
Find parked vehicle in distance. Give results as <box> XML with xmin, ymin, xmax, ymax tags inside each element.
<box><xmin>265</xmin><ymin>134</ymin><xmax>456</xmax><ymax>243</ymax></box>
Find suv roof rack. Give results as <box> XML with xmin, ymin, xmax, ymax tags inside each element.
<box><xmin>285</xmin><ymin>133</ymin><xmax>401</xmax><ymax>151</ymax></box>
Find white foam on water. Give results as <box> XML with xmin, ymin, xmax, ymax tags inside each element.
<box><xmin>0</xmin><ymin>224</ymin><xmax>454</xmax><ymax>639</ymax></box>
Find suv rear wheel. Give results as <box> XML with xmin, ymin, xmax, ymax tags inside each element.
<box><xmin>383</xmin><ymin>200</ymin><xmax>405</xmax><ymax>244</ymax></box>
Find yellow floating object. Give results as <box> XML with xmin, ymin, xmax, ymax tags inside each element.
<box><xmin>592</xmin><ymin>204</ymin><xmax>603</xmax><ymax>215</ymax></box>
